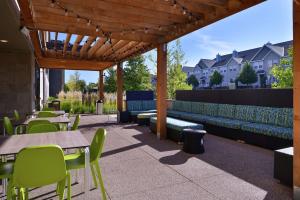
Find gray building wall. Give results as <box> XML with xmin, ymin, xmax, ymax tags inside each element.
<box><xmin>49</xmin><ymin>69</ymin><xmax>65</xmax><ymax>97</ymax></box>
<box><xmin>0</xmin><ymin>50</ymin><xmax>35</xmax><ymax>118</ymax></box>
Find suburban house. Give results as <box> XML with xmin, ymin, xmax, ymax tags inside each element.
<box><xmin>191</xmin><ymin>40</ymin><xmax>292</xmax><ymax>88</ymax></box>
<box><xmin>182</xmin><ymin>66</ymin><xmax>194</xmax><ymax>77</ymax></box>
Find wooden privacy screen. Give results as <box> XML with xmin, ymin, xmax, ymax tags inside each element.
<box><xmin>176</xmin><ymin>89</ymin><xmax>293</xmax><ymax>107</ymax></box>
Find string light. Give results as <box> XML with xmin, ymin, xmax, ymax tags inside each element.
<box><xmin>64</xmin><ymin>9</ymin><xmax>68</xmax><ymax>16</ymax></box>
<box><xmin>144</xmin><ymin>28</ymin><xmax>148</xmax><ymax>34</ymax></box>
<box><xmin>50</xmin><ymin>0</ymin><xmax>55</xmax><ymax>7</ymax></box>
<box><xmin>96</xmin><ymin>25</ymin><xmax>99</xmax><ymax>32</ymax></box>
<box><xmin>87</xmin><ymin>20</ymin><xmax>91</xmax><ymax>26</ymax></box>
<box><xmin>76</xmin><ymin>15</ymin><xmax>80</xmax><ymax>22</ymax></box>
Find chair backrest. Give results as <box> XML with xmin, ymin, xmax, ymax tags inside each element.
<box><xmin>13</xmin><ymin>145</ymin><xmax>67</xmax><ymax>188</ymax></box>
<box><xmin>14</xmin><ymin>110</ymin><xmax>20</xmax><ymax>121</ymax></box>
<box><xmin>37</xmin><ymin>111</ymin><xmax>58</xmax><ymax>118</ymax></box>
<box><xmin>3</xmin><ymin>117</ymin><xmax>14</xmax><ymax>135</ymax></box>
<box><xmin>27</xmin><ymin>120</ymin><xmax>51</xmax><ymax>131</ymax></box>
<box><xmin>90</xmin><ymin>128</ymin><xmax>106</xmax><ymax>162</ymax></box>
<box><xmin>28</xmin><ymin>123</ymin><xmax>58</xmax><ymax>134</ymax></box>
<box><xmin>42</xmin><ymin>107</ymin><xmax>55</xmax><ymax>111</ymax></box>
<box><xmin>71</xmin><ymin>114</ymin><xmax>80</xmax><ymax>130</ymax></box>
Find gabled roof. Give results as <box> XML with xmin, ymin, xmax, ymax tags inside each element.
<box><xmin>195</xmin><ymin>59</ymin><xmax>215</xmax><ymax>70</ymax></box>
<box><xmin>182</xmin><ymin>66</ymin><xmax>194</xmax><ymax>73</ymax></box>
<box><xmin>211</xmin><ymin>54</ymin><xmax>232</xmax><ymax>68</ymax></box>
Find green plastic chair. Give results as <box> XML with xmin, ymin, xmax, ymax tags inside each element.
<box><xmin>71</xmin><ymin>114</ymin><xmax>81</xmax><ymax>131</ymax></box>
<box><xmin>7</xmin><ymin>145</ymin><xmax>71</xmax><ymax>200</ymax></box>
<box><xmin>3</xmin><ymin>117</ymin><xmax>22</xmax><ymax>135</ymax></box>
<box><xmin>14</xmin><ymin>110</ymin><xmax>20</xmax><ymax>121</ymax></box>
<box><xmin>37</xmin><ymin>111</ymin><xmax>58</xmax><ymax>118</ymax></box>
<box><xmin>64</xmin><ymin>128</ymin><xmax>107</xmax><ymax>200</ymax></box>
<box><xmin>42</xmin><ymin>107</ymin><xmax>55</xmax><ymax>111</ymax></box>
<box><xmin>28</xmin><ymin>123</ymin><xmax>58</xmax><ymax>134</ymax></box>
<box><xmin>27</xmin><ymin>120</ymin><xmax>51</xmax><ymax>132</ymax></box>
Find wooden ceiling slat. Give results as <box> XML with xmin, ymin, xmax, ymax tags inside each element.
<box><xmin>71</xmin><ymin>35</ymin><xmax>84</xmax><ymax>56</ymax></box>
<box><xmin>80</xmin><ymin>36</ymin><xmax>97</xmax><ymax>58</ymax></box>
<box><xmin>101</xmin><ymin>40</ymin><xmax>129</xmax><ymax>58</ymax></box>
<box><xmin>87</xmin><ymin>38</ymin><xmax>106</xmax><ymax>59</ymax></box>
<box><xmin>94</xmin><ymin>39</ymin><xmax>118</xmax><ymax>59</ymax></box>
<box><xmin>108</xmin><ymin>41</ymin><xmax>140</xmax><ymax>60</ymax></box>
<box><xmin>63</xmin><ymin>33</ymin><xmax>71</xmax><ymax>56</ymax></box>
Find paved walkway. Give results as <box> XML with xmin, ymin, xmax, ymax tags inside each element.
<box><xmin>16</xmin><ymin>114</ymin><xmax>293</xmax><ymax>200</ymax></box>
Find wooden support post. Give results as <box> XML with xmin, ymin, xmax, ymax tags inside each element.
<box><xmin>117</xmin><ymin>63</ymin><xmax>123</xmax><ymax>113</ymax></box>
<box><xmin>99</xmin><ymin>70</ymin><xmax>104</xmax><ymax>101</ymax></box>
<box><xmin>294</xmin><ymin>0</ymin><xmax>300</xmax><ymax>198</ymax></box>
<box><xmin>156</xmin><ymin>43</ymin><xmax>167</xmax><ymax>139</ymax></box>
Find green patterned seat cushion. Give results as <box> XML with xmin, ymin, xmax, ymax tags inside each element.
<box><xmin>150</xmin><ymin>117</ymin><xmax>203</xmax><ymax>131</ymax></box>
<box><xmin>178</xmin><ymin>101</ymin><xmax>192</xmax><ymax>113</ymax></box>
<box><xmin>127</xmin><ymin>101</ymin><xmax>143</xmax><ymax>111</ymax></box>
<box><xmin>172</xmin><ymin>101</ymin><xmax>183</xmax><ymax>111</ymax></box>
<box><xmin>218</xmin><ymin>104</ymin><xmax>236</xmax><ymax>119</ymax></box>
<box><xmin>191</xmin><ymin>102</ymin><xmax>204</xmax><ymax>114</ymax></box>
<box><xmin>274</xmin><ymin>108</ymin><xmax>293</xmax><ymax>128</ymax></box>
<box><xmin>203</xmin><ymin>103</ymin><xmax>219</xmax><ymax>116</ymax></box>
<box><xmin>130</xmin><ymin>110</ymin><xmax>157</xmax><ymax>116</ymax></box>
<box><xmin>241</xmin><ymin>123</ymin><xmax>293</xmax><ymax>140</ymax></box>
<box><xmin>206</xmin><ymin>117</ymin><xmax>245</xmax><ymax>129</ymax></box>
<box><xmin>142</xmin><ymin>100</ymin><xmax>156</xmax><ymax>110</ymax></box>
<box><xmin>235</xmin><ymin>105</ymin><xmax>257</xmax><ymax>122</ymax></box>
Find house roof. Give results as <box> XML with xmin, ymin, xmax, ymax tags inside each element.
<box><xmin>195</xmin><ymin>59</ymin><xmax>216</xmax><ymax>69</ymax></box>
<box><xmin>182</xmin><ymin>66</ymin><xmax>194</xmax><ymax>73</ymax></box>
<box><xmin>206</xmin><ymin>40</ymin><xmax>292</xmax><ymax>68</ymax></box>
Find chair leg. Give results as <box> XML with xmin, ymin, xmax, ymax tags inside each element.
<box><xmin>67</xmin><ymin>172</ymin><xmax>71</xmax><ymax>200</ymax></box>
<box><xmin>90</xmin><ymin>164</ymin><xmax>98</xmax><ymax>189</ymax></box>
<box><xmin>57</xmin><ymin>178</ymin><xmax>66</xmax><ymax>200</ymax></box>
<box><xmin>94</xmin><ymin>162</ymin><xmax>107</xmax><ymax>200</ymax></box>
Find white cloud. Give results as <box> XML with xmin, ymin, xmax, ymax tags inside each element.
<box><xmin>192</xmin><ymin>32</ymin><xmax>233</xmax><ymax>58</ymax></box>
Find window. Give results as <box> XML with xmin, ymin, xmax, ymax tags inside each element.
<box><xmin>259</xmin><ymin>65</ymin><xmax>263</xmax><ymax>69</ymax></box>
<box><xmin>233</xmin><ymin>68</ymin><xmax>236</xmax><ymax>71</ymax></box>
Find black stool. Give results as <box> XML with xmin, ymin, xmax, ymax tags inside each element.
<box><xmin>182</xmin><ymin>129</ymin><xmax>206</xmax><ymax>154</ymax></box>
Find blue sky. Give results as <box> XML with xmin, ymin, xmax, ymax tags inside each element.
<box><xmin>65</xmin><ymin>0</ymin><xmax>293</xmax><ymax>84</ymax></box>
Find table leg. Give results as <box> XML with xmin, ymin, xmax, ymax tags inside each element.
<box><xmin>2</xmin><ymin>156</ymin><xmax>7</xmax><ymax>196</ymax></box>
<box><xmin>84</xmin><ymin>147</ymin><xmax>90</xmax><ymax>200</ymax></box>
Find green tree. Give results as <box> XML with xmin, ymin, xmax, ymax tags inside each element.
<box><xmin>147</xmin><ymin>39</ymin><xmax>191</xmax><ymax>99</ymax></box>
<box><xmin>104</xmin><ymin>68</ymin><xmax>117</xmax><ymax>93</ymax></box>
<box><xmin>186</xmin><ymin>74</ymin><xmax>199</xmax><ymax>89</ymax></box>
<box><xmin>209</xmin><ymin>71</ymin><xmax>223</xmax><ymax>87</ymax></box>
<box><xmin>124</xmin><ymin>55</ymin><xmax>152</xmax><ymax>91</ymax></box>
<box><xmin>271</xmin><ymin>47</ymin><xmax>293</xmax><ymax>88</ymax></box>
<box><xmin>86</xmin><ymin>82</ymin><xmax>98</xmax><ymax>93</ymax></box>
<box><xmin>66</xmin><ymin>71</ymin><xmax>86</xmax><ymax>92</ymax></box>
<box><xmin>237</xmin><ymin>61</ymin><xmax>258</xmax><ymax>86</ymax></box>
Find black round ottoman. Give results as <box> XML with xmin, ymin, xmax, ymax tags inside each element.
<box><xmin>182</xmin><ymin>129</ymin><xmax>206</xmax><ymax>154</ymax></box>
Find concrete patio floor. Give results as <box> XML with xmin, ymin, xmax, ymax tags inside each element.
<box><xmin>5</xmin><ymin>114</ymin><xmax>292</xmax><ymax>200</ymax></box>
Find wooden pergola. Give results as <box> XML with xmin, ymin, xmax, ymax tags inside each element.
<box><xmin>17</xmin><ymin>0</ymin><xmax>300</xmax><ymax>197</ymax></box>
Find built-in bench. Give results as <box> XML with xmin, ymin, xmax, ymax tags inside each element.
<box><xmin>150</xmin><ymin>117</ymin><xmax>203</xmax><ymax>142</ymax></box>
<box><xmin>127</xmin><ymin>100</ymin><xmax>156</xmax><ymax>121</ymax></box>
<box><xmin>167</xmin><ymin>100</ymin><xmax>293</xmax><ymax>149</ymax></box>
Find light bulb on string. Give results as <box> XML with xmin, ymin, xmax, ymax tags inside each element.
<box><xmin>64</xmin><ymin>9</ymin><xmax>68</xmax><ymax>16</ymax></box>
<box><xmin>50</xmin><ymin>0</ymin><xmax>55</xmax><ymax>7</ymax></box>
<box><xmin>96</xmin><ymin>26</ymin><xmax>99</xmax><ymax>32</ymax></box>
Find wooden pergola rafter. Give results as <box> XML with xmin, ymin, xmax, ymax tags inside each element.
<box><xmin>18</xmin><ymin>0</ymin><xmax>264</xmax><ymax>71</ymax></box>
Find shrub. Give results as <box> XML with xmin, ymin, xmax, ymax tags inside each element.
<box><xmin>61</xmin><ymin>101</ymin><xmax>71</xmax><ymax>112</ymax></box>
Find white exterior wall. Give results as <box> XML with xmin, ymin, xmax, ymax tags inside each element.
<box><xmin>40</xmin><ymin>69</ymin><xmax>49</xmax><ymax>107</ymax></box>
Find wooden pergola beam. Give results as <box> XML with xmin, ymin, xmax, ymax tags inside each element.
<box><xmin>87</xmin><ymin>38</ymin><xmax>105</xmax><ymax>59</ymax></box>
<box><xmin>71</xmin><ymin>35</ymin><xmax>84</xmax><ymax>56</ymax></box>
<box><xmin>37</xmin><ymin>57</ymin><xmax>114</xmax><ymax>71</ymax></box>
<box><xmin>117</xmin><ymin>63</ymin><xmax>123</xmax><ymax>113</ymax></box>
<box><xmin>29</xmin><ymin>31</ymin><xmax>43</xmax><ymax>58</ymax></box>
<box><xmin>63</xmin><ymin>33</ymin><xmax>71</xmax><ymax>56</ymax></box>
<box><xmin>294</xmin><ymin>0</ymin><xmax>300</xmax><ymax>198</ymax></box>
<box><xmin>80</xmin><ymin>36</ymin><xmax>96</xmax><ymax>58</ymax></box>
<box><xmin>95</xmin><ymin>39</ymin><xmax>118</xmax><ymax>58</ymax></box>
<box><xmin>156</xmin><ymin>43</ymin><xmax>167</xmax><ymax>139</ymax></box>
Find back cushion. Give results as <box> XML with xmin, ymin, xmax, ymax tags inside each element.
<box><xmin>218</xmin><ymin>104</ymin><xmax>236</xmax><ymax>119</ymax></box>
<box><xmin>172</xmin><ymin>101</ymin><xmax>182</xmax><ymax>111</ymax></box>
<box><xmin>191</xmin><ymin>102</ymin><xmax>204</xmax><ymax>114</ymax></box>
<box><xmin>254</xmin><ymin>107</ymin><xmax>278</xmax><ymax>125</ymax></box>
<box><xmin>127</xmin><ymin>101</ymin><xmax>142</xmax><ymax>111</ymax></box>
<box><xmin>178</xmin><ymin>101</ymin><xmax>192</xmax><ymax>113</ymax></box>
<box><xmin>142</xmin><ymin>100</ymin><xmax>156</xmax><ymax>110</ymax></box>
<box><xmin>235</xmin><ymin>105</ymin><xmax>257</xmax><ymax>122</ymax></box>
<box><xmin>203</xmin><ymin>103</ymin><xmax>219</xmax><ymax>116</ymax></box>
<box><xmin>274</xmin><ymin>108</ymin><xmax>293</xmax><ymax>128</ymax></box>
